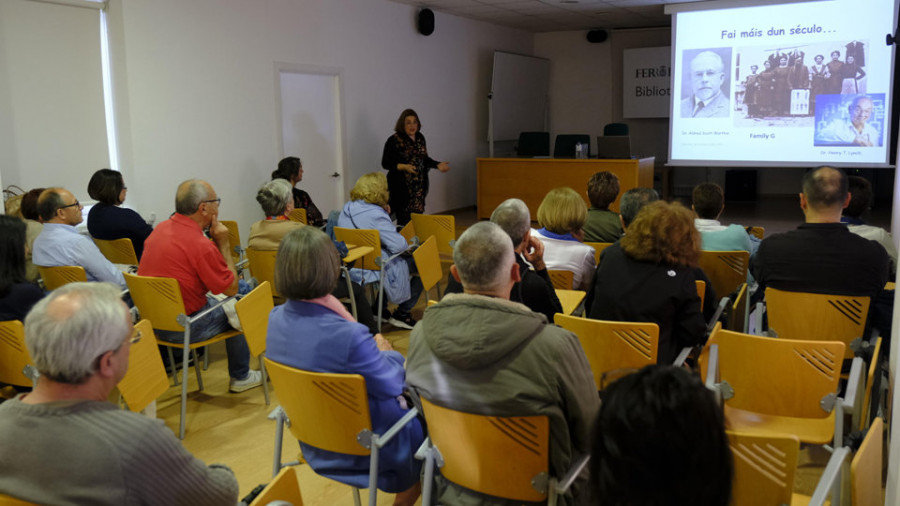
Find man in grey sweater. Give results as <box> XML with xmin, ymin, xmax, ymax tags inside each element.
<box><xmin>0</xmin><ymin>282</ymin><xmax>239</xmax><ymax>505</ymax></box>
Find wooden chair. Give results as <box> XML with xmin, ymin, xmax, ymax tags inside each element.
<box><xmin>93</xmin><ymin>237</ymin><xmax>139</xmax><ymax>265</ymax></box>
<box><xmin>0</xmin><ymin>493</ymin><xmax>39</xmax><ymax>505</ymax></box>
<box><xmin>399</xmin><ymin>221</ymin><xmax>415</xmax><ymax>243</ymax></box>
<box><xmin>727</xmin><ymin>283</ymin><xmax>749</xmax><ymax>333</ymax></box>
<box><xmin>859</xmin><ymin>337</ymin><xmax>883</xmax><ymax>431</ymax></box>
<box><xmin>417</xmin><ymin>396</ymin><xmax>588</xmax><ymax>506</ymax></box>
<box><xmin>37</xmin><ymin>265</ymin><xmax>87</xmax><ymax>291</ymax></box>
<box><xmin>288</xmin><ymin>208</ymin><xmax>307</xmax><ymax>225</ymax></box>
<box><xmin>233</xmin><ymin>281</ymin><xmax>273</xmax><ymax>406</ymax></box>
<box><xmin>705</xmin><ymin>328</ymin><xmax>864</xmax><ymax>448</ymax></box>
<box><xmin>265</xmin><ymin>359</ymin><xmax>420</xmax><ymax>506</ymax></box>
<box><xmin>0</xmin><ymin>320</ymin><xmax>34</xmax><ymax>388</ymax></box>
<box><xmin>547</xmin><ymin>269</ymin><xmax>574</xmax><ymax>290</ymax></box>
<box><xmin>695</xmin><ymin>279</ymin><xmax>706</xmax><ymax>311</ymax></box>
<box><xmin>746</xmin><ymin>226</ymin><xmax>765</xmax><ymax>240</ymax></box>
<box><xmin>698</xmin><ymin>250</ymin><xmax>749</xmax><ymax>299</ymax></box>
<box><xmin>123</xmin><ymin>272</ymin><xmax>243</xmax><ymax>439</ymax></box>
<box><xmin>220</xmin><ymin>219</ymin><xmax>244</xmax><ymax>265</ymax></box>
<box><xmin>410</xmin><ymin>213</ymin><xmax>455</xmax><ymax>261</ymax></box>
<box><xmin>555</xmin><ymin>314</ymin><xmax>658</xmax><ymax>390</ymax></box>
<box><xmin>851</xmin><ymin>417</ymin><xmax>883</xmax><ymax>506</ymax></box>
<box><xmin>765</xmin><ymin>287</ymin><xmax>870</xmax><ymax>360</ymax></box>
<box><xmin>584</xmin><ymin>241</ymin><xmax>612</xmax><ymax>265</ymax></box>
<box><xmin>117</xmin><ymin>320</ymin><xmax>169</xmax><ymax>413</ymax></box>
<box><xmin>554</xmin><ymin>289</ymin><xmax>585</xmax><ymax>316</ymax></box>
<box><xmin>250</xmin><ymin>466</ymin><xmax>304</xmax><ymax>506</ymax></box>
<box><xmin>246</xmin><ymin>247</ymin><xmax>280</xmax><ymax>298</ymax></box>
<box><xmin>412</xmin><ymin>236</ymin><xmax>443</xmax><ymax>302</ymax></box>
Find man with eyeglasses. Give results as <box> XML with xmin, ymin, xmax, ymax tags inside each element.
<box><xmin>139</xmin><ymin>179</ymin><xmax>261</xmax><ymax>393</ymax></box>
<box><xmin>681</xmin><ymin>50</ymin><xmax>730</xmax><ymax>118</ymax></box>
<box><xmin>818</xmin><ymin>95</ymin><xmax>881</xmax><ymax>147</ymax></box>
<box><xmin>32</xmin><ymin>187</ymin><xmax>127</xmax><ymax>288</ymax></box>
<box><xmin>0</xmin><ymin>282</ymin><xmax>239</xmax><ymax>504</ymax></box>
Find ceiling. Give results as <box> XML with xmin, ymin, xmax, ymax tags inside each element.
<box><xmin>388</xmin><ymin>0</ymin><xmax>713</xmax><ymax>33</ymax></box>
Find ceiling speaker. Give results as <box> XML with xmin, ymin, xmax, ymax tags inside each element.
<box><xmin>418</xmin><ymin>8</ymin><xmax>435</xmax><ymax>36</ymax></box>
<box><xmin>586</xmin><ymin>29</ymin><xmax>608</xmax><ymax>43</ymax></box>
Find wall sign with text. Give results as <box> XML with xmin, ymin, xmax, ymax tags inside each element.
<box><xmin>623</xmin><ymin>46</ymin><xmax>672</xmax><ymax>119</ymax></box>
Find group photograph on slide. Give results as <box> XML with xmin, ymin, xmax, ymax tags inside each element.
<box><xmin>733</xmin><ymin>39</ymin><xmax>870</xmax><ymax>128</ymax></box>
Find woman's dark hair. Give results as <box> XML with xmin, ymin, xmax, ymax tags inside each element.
<box><xmin>87</xmin><ymin>169</ymin><xmax>124</xmax><ymax>205</ymax></box>
<box><xmin>592</xmin><ymin>365</ymin><xmax>733</xmax><ymax>506</ymax></box>
<box><xmin>272</xmin><ymin>157</ymin><xmax>302</xmax><ymax>182</ymax></box>
<box><xmin>393</xmin><ymin>109</ymin><xmax>421</xmax><ymax>134</ymax></box>
<box><xmin>0</xmin><ymin>215</ymin><xmax>28</xmax><ymax>296</ymax></box>
<box><xmin>20</xmin><ymin>188</ymin><xmax>46</xmax><ymax>221</ymax></box>
<box><xmin>845</xmin><ymin>176</ymin><xmax>873</xmax><ymax>220</ymax></box>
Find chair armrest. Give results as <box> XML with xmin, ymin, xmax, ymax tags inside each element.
<box><xmin>181</xmin><ymin>294</ymin><xmax>237</xmax><ymax>326</ymax></box>
<box><xmin>705</xmin><ymin>344</ymin><xmax>719</xmax><ymax>391</ymax></box>
<box><xmin>673</xmin><ymin>346</ymin><xmax>693</xmax><ymax>367</ymax></box>
<box><xmin>807</xmin><ymin>446</ymin><xmax>850</xmax><ymax>506</ymax></box>
<box><xmin>373</xmin><ymin>407</ymin><xmax>419</xmax><ymax>448</ymax></box>
<box><xmin>556</xmin><ymin>454</ymin><xmax>590</xmax><ymax>494</ymax></box>
<box><xmin>840</xmin><ymin>356</ymin><xmax>865</xmax><ymax>412</ymax></box>
<box><xmin>707</xmin><ymin>297</ymin><xmax>729</xmax><ymax>334</ymax></box>
<box><xmin>236</xmin><ymin>258</ymin><xmax>248</xmax><ymax>269</ymax></box>
<box><xmin>377</xmin><ymin>249</ymin><xmax>410</xmax><ymax>270</ymax></box>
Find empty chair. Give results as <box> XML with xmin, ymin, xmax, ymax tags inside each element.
<box><xmin>249</xmin><ymin>467</ymin><xmax>304</xmax><ymax>506</ymax></box>
<box><xmin>698</xmin><ymin>250</ymin><xmax>749</xmax><ymax>299</ymax></box>
<box><xmin>851</xmin><ymin>417</ymin><xmax>884</xmax><ymax>506</ymax></box>
<box><xmin>233</xmin><ymin>281</ymin><xmax>274</xmax><ymax>406</ymax></box>
<box><xmin>410</xmin><ymin>213</ymin><xmax>455</xmax><ymax>262</ymax></box>
<box><xmin>0</xmin><ymin>320</ymin><xmax>34</xmax><ymax>388</ymax></box>
<box><xmin>117</xmin><ymin>320</ymin><xmax>169</xmax><ymax>413</ymax></box>
<box><xmin>412</xmin><ymin>236</ymin><xmax>443</xmax><ymax>302</ymax></box>
<box><xmin>602</xmin><ymin>122</ymin><xmax>629</xmax><ymax>136</ymax></box>
<box><xmin>516</xmin><ymin>131</ymin><xmax>550</xmax><ymax>157</ymax></box>
<box><xmin>553</xmin><ymin>134</ymin><xmax>590</xmax><ymax>158</ymax></box>
<box><xmin>727</xmin><ymin>283</ymin><xmax>749</xmax><ymax>333</ymax></box>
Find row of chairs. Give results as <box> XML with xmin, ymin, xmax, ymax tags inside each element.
<box><xmin>517</xmin><ymin>124</ymin><xmax>630</xmax><ymax>158</ymax></box>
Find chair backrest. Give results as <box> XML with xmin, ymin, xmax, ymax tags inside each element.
<box><xmin>696</xmin><ymin>280</ymin><xmax>706</xmax><ymax>311</ymax></box>
<box><xmin>717</xmin><ymin>328</ymin><xmax>844</xmax><ymax>418</ymax></box>
<box><xmin>250</xmin><ymin>467</ymin><xmax>304</xmax><ymax>506</ymax></box>
<box><xmin>234</xmin><ymin>281</ymin><xmax>274</xmax><ymax>358</ymax></box>
<box><xmin>746</xmin><ymin>226</ymin><xmax>765</xmax><ymax>240</ymax></box>
<box><xmin>420</xmin><ymin>396</ymin><xmax>550</xmax><ymax>502</ymax></box>
<box><xmin>410</xmin><ymin>213</ymin><xmax>455</xmax><ymax>258</ymax></box>
<box><xmin>517</xmin><ymin>131</ymin><xmax>550</xmax><ymax>157</ymax></box>
<box><xmin>288</xmin><ymin>208</ymin><xmax>307</xmax><ymax>225</ymax></box>
<box><xmin>727</xmin><ymin>283</ymin><xmax>749</xmax><ymax>333</ymax></box>
<box><xmin>220</xmin><ymin>220</ymin><xmax>242</xmax><ymax>263</ymax></box>
<box><xmin>118</xmin><ymin>320</ymin><xmax>169</xmax><ymax>412</ymax></box>
<box><xmin>0</xmin><ymin>493</ymin><xmax>39</xmax><ymax>505</ymax></box>
<box><xmin>93</xmin><ymin>237</ymin><xmax>139</xmax><ymax>265</ymax></box>
<box><xmin>728</xmin><ymin>430</ymin><xmax>799</xmax><ymax>506</ymax></box>
<box><xmin>246</xmin><ymin>248</ymin><xmax>280</xmax><ymax>297</ymax></box>
<box><xmin>264</xmin><ymin>358</ymin><xmax>372</xmax><ymax>456</ymax></box>
<box><xmin>547</xmin><ymin>269</ymin><xmax>574</xmax><ymax>290</ymax></box>
<box><xmin>412</xmin><ymin>236</ymin><xmax>442</xmax><ymax>294</ymax></box>
<box><xmin>333</xmin><ymin>227</ymin><xmax>382</xmax><ymax>271</ymax></box>
<box><xmin>399</xmin><ymin>221</ymin><xmax>415</xmax><ymax>243</ymax></box>
<box><xmin>698</xmin><ymin>250</ymin><xmax>749</xmax><ymax>299</ymax></box>
<box><xmin>555</xmin><ymin>314</ymin><xmax>658</xmax><ymax>390</ymax></box>
<box><xmin>123</xmin><ymin>273</ymin><xmax>187</xmax><ymax>332</ymax></box>
<box><xmin>603</xmin><ymin>122</ymin><xmax>629</xmax><ymax>136</ymax></box>
<box><xmin>765</xmin><ymin>287</ymin><xmax>870</xmax><ymax>359</ymax></box>
<box><xmin>37</xmin><ymin>265</ymin><xmax>87</xmax><ymax>291</ymax></box>
<box><xmin>859</xmin><ymin>337</ymin><xmax>883</xmax><ymax>431</ymax></box>
<box><xmin>553</xmin><ymin>134</ymin><xmax>591</xmax><ymax>158</ymax></box>
<box><xmin>584</xmin><ymin>242</ymin><xmax>612</xmax><ymax>265</ymax></box>
<box><xmin>0</xmin><ymin>320</ymin><xmax>33</xmax><ymax>387</ymax></box>
<box><xmin>851</xmin><ymin>417</ymin><xmax>883</xmax><ymax>506</ymax></box>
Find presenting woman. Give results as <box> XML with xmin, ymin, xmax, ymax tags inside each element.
<box><xmin>86</xmin><ymin>169</ymin><xmax>153</xmax><ymax>260</ymax></box>
<box><xmin>381</xmin><ymin>109</ymin><xmax>449</xmax><ymax>226</ymax></box>
<box><xmin>585</xmin><ymin>201</ymin><xmax>712</xmax><ymax>365</ymax></box>
<box><xmin>266</xmin><ymin>226</ymin><xmax>423</xmax><ymax>506</ymax></box>
<box><xmin>271</xmin><ymin>156</ymin><xmax>324</xmax><ymax>227</ymax></box>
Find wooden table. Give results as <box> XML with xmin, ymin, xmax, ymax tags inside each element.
<box><xmin>556</xmin><ymin>289</ymin><xmax>587</xmax><ymax>316</ymax></box>
<box><xmin>477</xmin><ymin>157</ymin><xmax>655</xmax><ymax>219</ymax></box>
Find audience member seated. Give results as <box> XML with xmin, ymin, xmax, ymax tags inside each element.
<box><xmin>531</xmin><ymin>187</ymin><xmax>596</xmax><ymax>291</ymax></box>
<box><xmin>592</xmin><ymin>365</ymin><xmax>732</xmax><ymax>506</ymax></box>
<box><xmin>586</xmin><ymin>201</ymin><xmax>712</xmax><ymax>365</ymax></box>
<box><xmin>249</xmin><ymin>179</ymin><xmax>377</xmax><ymax>333</ymax></box>
<box><xmin>19</xmin><ymin>187</ymin><xmax>44</xmax><ymax>283</ymax></box>
<box><xmin>406</xmin><ymin>222</ymin><xmax>599</xmax><ymax>505</ymax></box>
<box><xmin>86</xmin><ymin>169</ymin><xmax>154</xmax><ymax>260</ymax></box>
<box><xmin>272</xmin><ymin>155</ymin><xmax>325</xmax><ymax>227</ymax></box>
<box><xmin>0</xmin><ymin>282</ymin><xmax>239</xmax><ymax>504</ymax></box>
<box><xmin>266</xmin><ymin>227</ymin><xmax>423</xmax><ymax>506</ymax></box>
<box><xmin>337</xmin><ymin>172</ymin><xmax>423</xmax><ymax>330</ymax></box>
<box><xmin>138</xmin><ymin>179</ymin><xmax>261</xmax><ymax>393</ymax></box>
<box><xmin>0</xmin><ymin>215</ymin><xmax>43</xmax><ymax>322</ymax></box>
<box><xmin>842</xmin><ymin>175</ymin><xmax>897</xmax><ymax>275</ymax></box>
<box><xmin>445</xmin><ymin>198</ymin><xmax>562</xmax><ymax>322</ymax></box>
<box><xmin>619</xmin><ymin>187</ymin><xmax>659</xmax><ymax>229</ymax></box>
<box><xmin>32</xmin><ymin>187</ymin><xmax>126</xmax><ymax>289</ymax></box>
<box><xmin>691</xmin><ymin>182</ymin><xmax>757</xmax><ymax>255</ymax></box>
<box><xmin>584</xmin><ymin>171</ymin><xmax>624</xmax><ymax>242</ymax></box>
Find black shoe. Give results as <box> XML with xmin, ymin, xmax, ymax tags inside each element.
<box><xmin>388</xmin><ymin>312</ymin><xmax>417</xmax><ymax>330</ymax></box>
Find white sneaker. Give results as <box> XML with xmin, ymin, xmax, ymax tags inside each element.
<box><xmin>230</xmin><ymin>369</ymin><xmax>263</xmax><ymax>393</ymax></box>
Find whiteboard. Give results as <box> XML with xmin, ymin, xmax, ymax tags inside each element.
<box><xmin>491</xmin><ymin>51</ymin><xmax>550</xmax><ymax>141</ymax></box>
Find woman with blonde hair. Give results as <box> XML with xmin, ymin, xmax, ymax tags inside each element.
<box><xmin>586</xmin><ymin>200</ymin><xmax>711</xmax><ymax>364</ymax></box>
<box><xmin>532</xmin><ymin>187</ymin><xmax>596</xmax><ymax>290</ymax></box>
<box><xmin>337</xmin><ymin>173</ymin><xmax>423</xmax><ymax>329</ymax></box>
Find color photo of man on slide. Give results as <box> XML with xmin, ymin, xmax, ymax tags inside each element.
<box><xmin>815</xmin><ymin>94</ymin><xmax>884</xmax><ymax>147</ymax></box>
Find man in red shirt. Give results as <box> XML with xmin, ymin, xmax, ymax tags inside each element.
<box><xmin>139</xmin><ymin>180</ymin><xmax>261</xmax><ymax>392</ymax></box>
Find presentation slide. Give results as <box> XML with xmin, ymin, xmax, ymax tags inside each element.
<box><xmin>669</xmin><ymin>0</ymin><xmax>897</xmax><ymax>167</ymax></box>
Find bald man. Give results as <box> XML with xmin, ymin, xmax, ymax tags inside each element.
<box><xmin>818</xmin><ymin>95</ymin><xmax>881</xmax><ymax>146</ymax></box>
<box><xmin>681</xmin><ymin>51</ymin><xmax>730</xmax><ymax>118</ymax></box>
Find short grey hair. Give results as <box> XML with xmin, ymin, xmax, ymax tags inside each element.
<box><xmin>276</xmin><ymin>227</ymin><xmax>340</xmax><ymax>300</ymax></box>
<box><xmin>620</xmin><ymin>187</ymin><xmax>659</xmax><ymax>227</ymax></box>
<box><xmin>24</xmin><ymin>282</ymin><xmax>131</xmax><ymax>384</ymax></box>
<box><xmin>175</xmin><ymin>179</ymin><xmax>211</xmax><ymax>215</ymax></box>
<box><xmin>490</xmin><ymin>198</ymin><xmax>531</xmax><ymax>247</ymax></box>
<box><xmin>452</xmin><ymin>222</ymin><xmax>515</xmax><ymax>292</ymax></box>
<box><xmin>256</xmin><ymin>179</ymin><xmax>293</xmax><ymax>217</ymax></box>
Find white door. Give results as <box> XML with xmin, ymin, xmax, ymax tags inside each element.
<box><xmin>278</xmin><ymin>69</ymin><xmax>345</xmax><ymax>218</ymax></box>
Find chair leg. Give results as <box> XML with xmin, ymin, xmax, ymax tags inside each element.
<box><xmin>203</xmin><ymin>345</ymin><xmax>209</xmax><ymax>370</ymax></box>
<box><xmin>260</xmin><ymin>353</ymin><xmax>270</xmax><ymax>406</ymax></box>
<box><xmin>352</xmin><ymin>487</ymin><xmax>362</xmax><ymax>506</ymax></box>
<box><xmin>377</xmin><ymin>284</ymin><xmax>384</xmax><ymax>334</ymax></box>
<box><xmin>193</xmin><ymin>349</ymin><xmax>204</xmax><ymax>391</ymax></box>
<box><xmin>368</xmin><ymin>442</ymin><xmax>380</xmax><ymax>506</ymax></box>
<box><xmin>273</xmin><ymin>409</ymin><xmax>285</xmax><ymax>478</ymax></box>
<box><xmin>178</xmin><ymin>348</ymin><xmax>189</xmax><ymax>440</ymax></box>
<box><xmin>167</xmin><ymin>347</ymin><xmax>178</xmax><ymax>386</ymax></box>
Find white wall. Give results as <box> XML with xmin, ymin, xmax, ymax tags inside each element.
<box><xmin>104</xmin><ymin>0</ymin><xmax>532</xmax><ymax>237</ymax></box>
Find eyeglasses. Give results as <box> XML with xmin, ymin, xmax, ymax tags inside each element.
<box><xmin>59</xmin><ymin>200</ymin><xmax>81</xmax><ymax>210</ymax></box>
<box><xmin>202</xmin><ymin>198</ymin><xmax>222</xmax><ymax>205</ymax></box>
<box><xmin>91</xmin><ymin>330</ymin><xmax>142</xmax><ymax>370</ymax></box>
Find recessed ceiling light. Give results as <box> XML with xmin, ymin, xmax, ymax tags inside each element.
<box><xmin>560</xmin><ymin>1</ymin><xmax>579</xmax><ymax>4</ymax></box>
